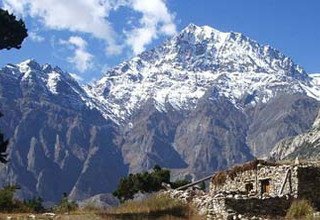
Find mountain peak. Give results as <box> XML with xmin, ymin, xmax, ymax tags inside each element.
<box><xmin>178</xmin><ymin>23</ymin><xmax>228</xmax><ymax>43</ymax></box>
<box><xmin>89</xmin><ymin>24</ymin><xmax>315</xmax><ymax>122</ymax></box>
<box><xmin>182</xmin><ymin>23</ymin><xmax>224</xmax><ymax>34</ymax></box>
<box><xmin>18</xmin><ymin>59</ymin><xmax>41</xmax><ymax>71</ymax></box>
<box><xmin>181</xmin><ymin>23</ymin><xmax>203</xmax><ymax>33</ymax></box>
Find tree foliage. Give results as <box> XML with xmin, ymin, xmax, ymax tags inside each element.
<box><xmin>0</xmin><ymin>113</ymin><xmax>8</xmax><ymax>164</ymax></box>
<box><xmin>113</xmin><ymin>165</ymin><xmax>171</xmax><ymax>203</ymax></box>
<box><xmin>0</xmin><ymin>185</ymin><xmax>45</xmax><ymax>213</ymax></box>
<box><xmin>113</xmin><ymin>165</ymin><xmax>192</xmax><ymax>203</ymax></box>
<box><xmin>0</xmin><ymin>8</ymin><xmax>28</xmax><ymax>50</ymax></box>
<box><xmin>0</xmin><ymin>8</ymin><xmax>27</xmax><ymax>163</ymax></box>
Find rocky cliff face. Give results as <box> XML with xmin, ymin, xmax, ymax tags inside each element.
<box><xmin>270</xmin><ymin>110</ymin><xmax>320</xmax><ymax>161</ymax></box>
<box><xmin>247</xmin><ymin>94</ymin><xmax>320</xmax><ymax>156</ymax></box>
<box><xmin>0</xmin><ymin>24</ymin><xmax>319</xmax><ymax>203</ymax></box>
<box><xmin>0</xmin><ymin>60</ymin><xmax>127</xmax><ymax>202</ymax></box>
<box><xmin>269</xmin><ymin>74</ymin><xmax>320</xmax><ymax>161</ymax></box>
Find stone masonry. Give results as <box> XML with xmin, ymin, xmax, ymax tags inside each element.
<box><xmin>165</xmin><ymin>160</ymin><xmax>320</xmax><ymax>219</ymax></box>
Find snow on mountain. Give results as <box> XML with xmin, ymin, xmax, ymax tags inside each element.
<box><xmin>0</xmin><ymin>59</ymin><xmax>127</xmax><ymax>203</ymax></box>
<box><xmin>1</xmin><ymin>59</ymin><xmax>98</xmax><ymax>110</ymax></box>
<box><xmin>3</xmin><ymin>24</ymin><xmax>320</xmax><ymax>124</ymax></box>
<box><xmin>87</xmin><ymin>24</ymin><xmax>319</xmax><ymax>122</ymax></box>
<box><xmin>1</xmin><ymin>24</ymin><xmax>320</xmax><ymax>202</ymax></box>
<box><xmin>305</xmin><ymin>73</ymin><xmax>320</xmax><ymax>100</ymax></box>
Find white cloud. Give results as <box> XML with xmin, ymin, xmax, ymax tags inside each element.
<box><xmin>3</xmin><ymin>0</ymin><xmax>176</xmax><ymax>56</ymax></box>
<box><xmin>60</xmin><ymin>36</ymin><xmax>94</xmax><ymax>73</ymax></box>
<box><xmin>3</xmin><ymin>0</ymin><xmax>122</xmax><ymax>55</ymax></box>
<box><xmin>125</xmin><ymin>0</ymin><xmax>177</xmax><ymax>54</ymax></box>
<box><xmin>69</xmin><ymin>73</ymin><xmax>84</xmax><ymax>82</ymax></box>
<box><xmin>28</xmin><ymin>32</ymin><xmax>45</xmax><ymax>42</ymax></box>
<box><xmin>2</xmin><ymin>0</ymin><xmax>28</xmax><ymax>16</ymax></box>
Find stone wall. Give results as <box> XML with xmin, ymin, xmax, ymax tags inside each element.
<box><xmin>163</xmin><ymin>188</ymin><xmax>230</xmax><ymax>219</ymax></box>
<box><xmin>164</xmin><ymin>188</ymin><xmax>293</xmax><ymax>219</ymax></box>
<box><xmin>255</xmin><ymin>164</ymin><xmax>298</xmax><ymax>197</ymax></box>
<box><xmin>211</xmin><ymin>169</ymin><xmax>257</xmax><ymax>193</ymax></box>
<box><xmin>225</xmin><ymin>197</ymin><xmax>293</xmax><ymax>217</ymax></box>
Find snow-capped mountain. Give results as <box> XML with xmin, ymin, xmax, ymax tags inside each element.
<box><xmin>87</xmin><ymin>24</ymin><xmax>320</xmax><ymax>122</ymax></box>
<box><xmin>2</xmin><ymin>59</ymin><xmax>95</xmax><ymax>109</ymax></box>
<box><xmin>0</xmin><ymin>24</ymin><xmax>320</xmax><ymax>204</ymax></box>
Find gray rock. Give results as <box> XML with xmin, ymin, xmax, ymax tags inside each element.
<box><xmin>79</xmin><ymin>193</ymin><xmax>119</xmax><ymax>208</ymax></box>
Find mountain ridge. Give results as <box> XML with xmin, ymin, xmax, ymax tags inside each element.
<box><xmin>86</xmin><ymin>24</ymin><xmax>319</xmax><ymax>123</ymax></box>
<box><xmin>0</xmin><ymin>24</ymin><xmax>319</xmax><ymax>203</ymax></box>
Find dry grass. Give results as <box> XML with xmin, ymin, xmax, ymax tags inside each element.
<box><xmin>0</xmin><ymin>213</ymin><xmax>100</xmax><ymax>219</ymax></box>
<box><xmin>285</xmin><ymin>199</ymin><xmax>314</xmax><ymax>220</ymax></box>
<box><xmin>211</xmin><ymin>172</ymin><xmax>227</xmax><ymax>186</ymax></box>
<box><xmin>0</xmin><ymin>195</ymin><xmax>199</xmax><ymax>219</ymax></box>
<box><xmin>104</xmin><ymin>194</ymin><xmax>198</xmax><ymax>218</ymax></box>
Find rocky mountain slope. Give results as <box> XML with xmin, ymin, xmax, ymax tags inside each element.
<box><xmin>0</xmin><ymin>60</ymin><xmax>127</xmax><ymax>202</ymax></box>
<box><xmin>0</xmin><ymin>24</ymin><xmax>320</xmax><ymax>203</ymax></box>
<box><xmin>270</xmin><ymin>96</ymin><xmax>320</xmax><ymax>160</ymax></box>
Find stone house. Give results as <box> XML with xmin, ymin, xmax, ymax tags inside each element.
<box><xmin>207</xmin><ymin>160</ymin><xmax>320</xmax><ymax>218</ymax></box>
<box><xmin>166</xmin><ymin>160</ymin><xmax>320</xmax><ymax>219</ymax></box>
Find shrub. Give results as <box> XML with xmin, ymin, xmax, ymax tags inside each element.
<box><xmin>23</xmin><ymin>197</ymin><xmax>45</xmax><ymax>213</ymax></box>
<box><xmin>199</xmin><ymin>181</ymin><xmax>206</xmax><ymax>191</ymax></box>
<box><xmin>171</xmin><ymin>179</ymin><xmax>191</xmax><ymax>189</ymax></box>
<box><xmin>286</xmin><ymin>199</ymin><xmax>314</xmax><ymax>219</ymax></box>
<box><xmin>54</xmin><ymin>193</ymin><xmax>78</xmax><ymax>213</ymax></box>
<box><xmin>0</xmin><ymin>185</ymin><xmax>18</xmax><ymax>212</ymax></box>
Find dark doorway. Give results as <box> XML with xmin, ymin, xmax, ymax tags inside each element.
<box><xmin>245</xmin><ymin>182</ymin><xmax>254</xmax><ymax>193</ymax></box>
<box><xmin>261</xmin><ymin>179</ymin><xmax>270</xmax><ymax>194</ymax></box>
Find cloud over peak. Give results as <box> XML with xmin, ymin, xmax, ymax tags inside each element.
<box><xmin>127</xmin><ymin>0</ymin><xmax>177</xmax><ymax>54</ymax></box>
<box><xmin>60</xmin><ymin>36</ymin><xmax>93</xmax><ymax>73</ymax></box>
<box><xmin>3</xmin><ymin>0</ymin><xmax>177</xmax><ymax>56</ymax></box>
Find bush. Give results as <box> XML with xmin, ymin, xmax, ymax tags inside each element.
<box><xmin>171</xmin><ymin>179</ymin><xmax>191</xmax><ymax>189</ymax></box>
<box><xmin>54</xmin><ymin>193</ymin><xmax>78</xmax><ymax>213</ymax></box>
<box><xmin>23</xmin><ymin>197</ymin><xmax>45</xmax><ymax>213</ymax></box>
<box><xmin>0</xmin><ymin>185</ymin><xmax>18</xmax><ymax>212</ymax></box>
<box><xmin>286</xmin><ymin>199</ymin><xmax>314</xmax><ymax>219</ymax></box>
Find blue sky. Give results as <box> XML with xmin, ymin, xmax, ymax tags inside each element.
<box><xmin>0</xmin><ymin>0</ymin><xmax>320</xmax><ymax>83</ymax></box>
